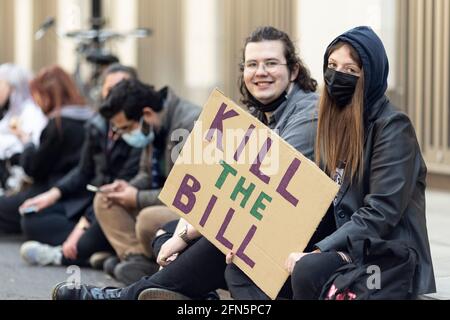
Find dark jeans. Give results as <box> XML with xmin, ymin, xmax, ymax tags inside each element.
<box><xmin>21</xmin><ymin>203</ymin><xmax>114</xmax><ymax>266</ymax></box>
<box><xmin>0</xmin><ymin>183</ymin><xmax>49</xmax><ymax>234</ymax></box>
<box><xmin>120</xmin><ymin>237</ymin><xmax>227</xmax><ymax>300</ymax></box>
<box><xmin>225</xmin><ymin>252</ymin><xmax>346</xmax><ymax>300</ymax></box>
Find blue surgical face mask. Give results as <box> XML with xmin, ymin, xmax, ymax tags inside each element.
<box><xmin>122</xmin><ymin>119</ymin><xmax>155</xmax><ymax>148</ymax></box>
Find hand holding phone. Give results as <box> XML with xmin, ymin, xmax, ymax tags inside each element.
<box><xmin>86</xmin><ymin>184</ymin><xmax>102</xmax><ymax>193</ymax></box>
<box><xmin>19</xmin><ymin>206</ymin><xmax>38</xmax><ymax>216</ymax></box>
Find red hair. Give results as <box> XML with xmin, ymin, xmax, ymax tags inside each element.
<box><xmin>29</xmin><ymin>65</ymin><xmax>85</xmax><ymax>116</ymax></box>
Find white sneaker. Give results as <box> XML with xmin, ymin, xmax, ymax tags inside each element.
<box><xmin>20</xmin><ymin>241</ymin><xmax>63</xmax><ymax>266</ymax></box>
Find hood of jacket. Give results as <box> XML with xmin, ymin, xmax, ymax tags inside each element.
<box><xmin>323</xmin><ymin>26</ymin><xmax>389</xmax><ymax>123</ymax></box>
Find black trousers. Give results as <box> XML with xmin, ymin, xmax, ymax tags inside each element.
<box><xmin>61</xmin><ymin>220</ymin><xmax>114</xmax><ymax>267</ymax></box>
<box><xmin>225</xmin><ymin>252</ymin><xmax>345</xmax><ymax>300</ymax></box>
<box><xmin>120</xmin><ymin>237</ymin><xmax>227</xmax><ymax>300</ymax></box>
<box><xmin>224</xmin><ymin>263</ymin><xmax>293</xmax><ymax>300</ymax></box>
<box><xmin>151</xmin><ymin>219</ymin><xmax>179</xmax><ymax>257</ymax></box>
<box><xmin>0</xmin><ymin>183</ymin><xmax>49</xmax><ymax>234</ymax></box>
<box><xmin>21</xmin><ymin>203</ymin><xmax>114</xmax><ymax>266</ymax></box>
<box><xmin>292</xmin><ymin>252</ymin><xmax>346</xmax><ymax>299</ymax></box>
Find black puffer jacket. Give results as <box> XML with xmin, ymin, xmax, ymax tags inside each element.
<box><xmin>20</xmin><ymin>105</ymin><xmax>93</xmax><ymax>184</ymax></box>
<box><xmin>54</xmin><ymin>113</ymin><xmax>142</xmax><ymax>219</ymax></box>
<box><xmin>315</xmin><ymin>26</ymin><xmax>435</xmax><ymax>295</ymax></box>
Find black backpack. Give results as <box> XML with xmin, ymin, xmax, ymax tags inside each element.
<box><xmin>320</xmin><ymin>236</ymin><xmax>418</xmax><ymax>300</ymax></box>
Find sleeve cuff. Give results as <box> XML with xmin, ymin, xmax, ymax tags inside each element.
<box><xmin>136</xmin><ymin>189</ymin><xmax>161</xmax><ymax>209</ymax></box>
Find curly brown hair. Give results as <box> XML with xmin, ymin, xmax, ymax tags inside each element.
<box><xmin>238</xmin><ymin>26</ymin><xmax>317</xmax><ymax>108</ymax></box>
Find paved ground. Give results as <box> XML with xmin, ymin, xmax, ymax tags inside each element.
<box><xmin>0</xmin><ymin>235</ymin><xmax>122</xmax><ymax>300</ymax></box>
<box><xmin>0</xmin><ymin>189</ymin><xmax>449</xmax><ymax>300</ymax></box>
<box><xmin>424</xmin><ymin>189</ymin><xmax>450</xmax><ymax>300</ymax></box>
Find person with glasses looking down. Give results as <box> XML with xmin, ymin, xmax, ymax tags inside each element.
<box><xmin>51</xmin><ymin>26</ymin><xmax>327</xmax><ymax>300</ymax></box>
<box><xmin>69</xmin><ymin>79</ymin><xmax>201</xmax><ymax>286</ymax></box>
<box><xmin>18</xmin><ymin>64</ymin><xmax>142</xmax><ymax>269</ymax></box>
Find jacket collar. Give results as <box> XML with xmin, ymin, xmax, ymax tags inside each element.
<box><xmin>52</xmin><ymin>104</ymin><xmax>94</xmax><ymax>121</ymax></box>
<box><xmin>273</xmin><ymin>84</ymin><xmax>299</xmax><ymax>121</ymax></box>
<box><xmin>159</xmin><ymin>86</ymin><xmax>179</xmax><ymax>134</ymax></box>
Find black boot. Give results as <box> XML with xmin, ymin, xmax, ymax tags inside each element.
<box><xmin>113</xmin><ymin>254</ymin><xmax>159</xmax><ymax>285</ymax></box>
<box><xmin>103</xmin><ymin>255</ymin><xmax>120</xmax><ymax>277</ymax></box>
<box><xmin>52</xmin><ymin>282</ymin><xmax>123</xmax><ymax>300</ymax></box>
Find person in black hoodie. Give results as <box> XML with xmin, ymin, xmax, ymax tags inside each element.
<box><xmin>225</xmin><ymin>26</ymin><xmax>436</xmax><ymax>300</ymax></box>
<box><xmin>18</xmin><ymin>64</ymin><xmax>142</xmax><ymax>268</ymax></box>
<box><xmin>0</xmin><ymin>65</ymin><xmax>92</xmax><ymax>235</ymax></box>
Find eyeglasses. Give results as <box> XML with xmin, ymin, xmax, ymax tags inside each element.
<box><xmin>111</xmin><ymin>117</ymin><xmax>149</xmax><ymax>136</ymax></box>
<box><xmin>111</xmin><ymin>120</ymin><xmax>139</xmax><ymax>136</ymax></box>
<box><xmin>241</xmin><ymin>60</ymin><xmax>288</xmax><ymax>73</ymax></box>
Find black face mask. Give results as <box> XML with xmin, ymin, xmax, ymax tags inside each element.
<box><xmin>248</xmin><ymin>92</ymin><xmax>287</xmax><ymax>113</ymax></box>
<box><xmin>324</xmin><ymin>68</ymin><xmax>359</xmax><ymax>108</ymax></box>
<box><xmin>0</xmin><ymin>96</ymin><xmax>10</xmax><ymax>121</ymax></box>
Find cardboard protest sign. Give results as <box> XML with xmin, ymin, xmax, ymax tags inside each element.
<box><xmin>159</xmin><ymin>89</ymin><xmax>339</xmax><ymax>299</ymax></box>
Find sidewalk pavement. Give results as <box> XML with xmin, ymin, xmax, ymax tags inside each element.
<box><xmin>0</xmin><ymin>189</ymin><xmax>448</xmax><ymax>300</ymax></box>
<box><xmin>425</xmin><ymin>189</ymin><xmax>450</xmax><ymax>300</ymax></box>
<box><xmin>0</xmin><ymin>235</ymin><xmax>121</xmax><ymax>299</ymax></box>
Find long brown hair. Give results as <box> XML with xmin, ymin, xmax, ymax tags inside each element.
<box><xmin>29</xmin><ymin>65</ymin><xmax>85</xmax><ymax>116</ymax></box>
<box><xmin>315</xmin><ymin>42</ymin><xmax>365</xmax><ymax>182</ymax></box>
<box><xmin>238</xmin><ymin>26</ymin><xmax>317</xmax><ymax>107</ymax></box>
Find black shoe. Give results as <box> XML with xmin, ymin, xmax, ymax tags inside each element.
<box><xmin>103</xmin><ymin>256</ymin><xmax>120</xmax><ymax>278</ymax></box>
<box><xmin>89</xmin><ymin>251</ymin><xmax>113</xmax><ymax>270</ymax></box>
<box><xmin>52</xmin><ymin>282</ymin><xmax>122</xmax><ymax>300</ymax></box>
<box><xmin>114</xmin><ymin>254</ymin><xmax>159</xmax><ymax>285</ymax></box>
<box><xmin>103</xmin><ymin>255</ymin><xmax>120</xmax><ymax>277</ymax></box>
<box><xmin>138</xmin><ymin>288</ymin><xmax>191</xmax><ymax>300</ymax></box>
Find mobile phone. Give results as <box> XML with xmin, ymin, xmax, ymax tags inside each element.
<box><xmin>86</xmin><ymin>184</ymin><xmax>102</xmax><ymax>193</ymax></box>
<box><xmin>19</xmin><ymin>206</ymin><xmax>38</xmax><ymax>216</ymax></box>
